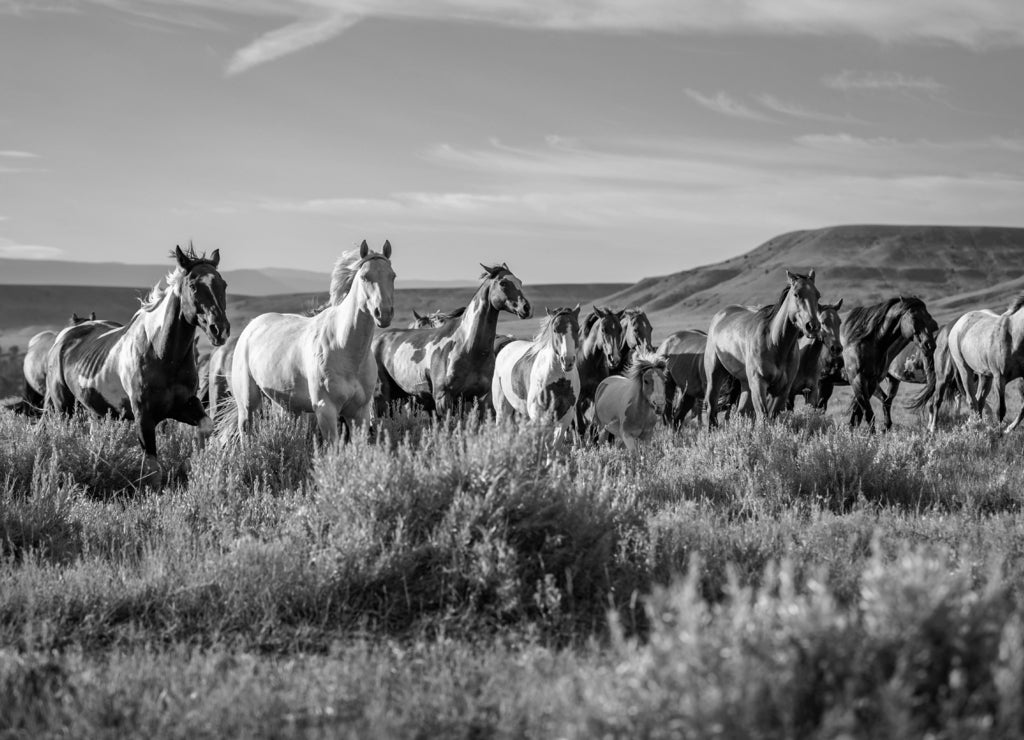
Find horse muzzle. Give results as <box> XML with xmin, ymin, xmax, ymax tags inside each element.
<box><xmin>515</xmin><ymin>300</ymin><xmax>532</xmax><ymax>319</ymax></box>
<box><xmin>205</xmin><ymin>319</ymin><xmax>230</xmax><ymax>347</ymax></box>
<box><xmin>373</xmin><ymin>306</ymin><xmax>394</xmax><ymax>328</ymax></box>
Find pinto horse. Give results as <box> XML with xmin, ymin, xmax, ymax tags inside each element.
<box><xmin>786</xmin><ymin>300</ymin><xmax>844</xmax><ymax>410</ymax></box>
<box><xmin>938</xmin><ymin>295</ymin><xmax>1024</xmax><ymax>433</ymax></box>
<box><xmin>231</xmin><ymin>241</ymin><xmax>394</xmax><ymax>444</ymax></box>
<box><xmin>575</xmin><ymin>306</ymin><xmax>624</xmax><ymax>431</ymax></box>
<box><xmin>837</xmin><ymin>296</ymin><xmax>938</xmax><ymax>430</ymax></box>
<box><xmin>590</xmin><ymin>352</ymin><xmax>667</xmax><ymax>450</ymax></box>
<box><xmin>704</xmin><ymin>271</ymin><xmax>822</xmax><ymax>428</ymax></box>
<box><xmin>492</xmin><ymin>305</ymin><xmax>581</xmax><ymax>440</ymax></box>
<box><xmin>46</xmin><ymin>246</ymin><xmax>229</xmax><ymax>476</ymax></box>
<box><xmin>373</xmin><ymin>263</ymin><xmax>531</xmax><ymax>415</ymax></box>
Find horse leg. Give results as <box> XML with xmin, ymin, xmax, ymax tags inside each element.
<box><xmin>133</xmin><ymin>408</ymin><xmax>161</xmax><ymax>486</ymax></box>
<box><xmin>313</xmin><ymin>396</ymin><xmax>341</xmax><ymax>447</ymax></box>
<box><xmin>676</xmin><ymin>394</ymin><xmax>696</xmax><ymax>427</ymax></box>
<box><xmin>881</xmin><ymin>378</ymin><xmax>899</xmax><ymax>431</ymax></box>
<box><xmin>849</xmin><ymin>375</ymin><xmax>875</xmax><ymax>430</ymax></box>
<box><xmin>1005</xmin><ymin>384</ymin><xmax>1024</xmax><ymax>434</ymax></box>
<box><xmin>746</xmin><ymin>374</ymin><xmax>770</xmax><ymax>424</ymax></box>
<box><xmin>991</xmin><ymin>372</ymin><xmax>1007</xmax><ymax>426</ymax></box>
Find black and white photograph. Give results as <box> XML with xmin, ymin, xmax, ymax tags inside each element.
<box><xmin>3</xmin><ymin>2</ymin><xmax>1024</xmax><ymax>737</ymax></box>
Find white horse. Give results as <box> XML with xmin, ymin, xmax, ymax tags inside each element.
<box><xmin>231</xmin><ymin>241</ymin><xmax>395</xmax><ymax>444</ymax></box>
<box><xmin>590</xmin><ymin>352</ymin><xmax>667</xmax><ymax>451</ymax></box>
<box><xmin>491</xmin><ymin>305</ymin><xmax>581</xmax><ymax>441</ymax></box>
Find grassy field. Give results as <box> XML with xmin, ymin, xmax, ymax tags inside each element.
<box><xmin>3</xmin><ymin>398</ymin><xmax>1024</xmax><ymax>738</ymax></box>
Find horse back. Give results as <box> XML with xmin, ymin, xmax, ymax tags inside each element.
<box><xmin>49</xmin><ymin>320</ymin><xmax>130</xmax><ymax>415</ymax></box>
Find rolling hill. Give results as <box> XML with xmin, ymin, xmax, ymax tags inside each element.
<box><xmin>606</xmin><ymin>224</ymin><xmax>1024</xmax><ymax>326</ymax></box>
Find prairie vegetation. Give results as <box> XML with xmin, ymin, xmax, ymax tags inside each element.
<box><xmin>3</xmin><ymin>405</ymin><xmax>1024</xmax><ymax>737</ymax></box>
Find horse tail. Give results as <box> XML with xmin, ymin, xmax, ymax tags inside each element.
<box><xmin>905</xmin><ymin>343</ymin><xmax>936</xmax><ymax>410</ymax></box>
<box><xmin>213</xmin><ymin>391</ymin><xmax>241</xmax><ymax>443</ymax></box>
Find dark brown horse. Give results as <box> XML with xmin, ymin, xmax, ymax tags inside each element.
<box><xmin>373</xmin><ymin>263</ymin><xmax>531</xmax><ymax>414</ymax></box>
<box><xmin>658</xmin><ymin>329</ymin><xmax>709</xmax><ymax>427</ymax></box>
<box><xmin>838</xmin><ymin>296</ymin><xmax>937</xmax><ymax>429</ymax></box>
<box><xmin>612</xmin><ymin>308</ymin><xmax>655</xmax><ymax>374</ymax></box>
<box><xmin>46</xmin><ymin>246</ymin><xmax>229</xmax><ymax>478</ymax></box>
<box><xmin>575</xmin><ymin>306</ymin><xmax>624</xmax><ymax>431</ymax></box>
<box><xmin>704</xmin><ymin>271</ymin><xmax>822</xmax><ymax>427</ymax></box>
<box><xmin>786</xmin><ymin>300</ymin><xmax>843</xmax><ymax>410</ymax></box>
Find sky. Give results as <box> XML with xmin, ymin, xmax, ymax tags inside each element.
<box><xmin>1</xmin><ymin>1</ymin><xmax>1023</xmax><ymax>284</ymax></box>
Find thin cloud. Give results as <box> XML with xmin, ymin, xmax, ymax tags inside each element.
<box><xmin>8</xmin><ymin>1</ymin><xmax>1024</xmax><ymax>73</ymax></box>
<box><xmin>0</xmin><ymin>242</ymin><xmax>65</xmax><ymax>259</ymax></box>
<box><xmin>685</xmin><ymin>90</ymin><xmax>779</xmax><ymax>123</ymax></box>
<box><xmin>823</xmin><ymin>70</ymin><xmax>946</xmax><ymax>93</ymax></box>
<box><xmin>0</xmin><ymin>150</ymin><xmax>38</xmax><ymax>157</ymax></box>
<box><xmin>754</xmin><ymin>94</ymin><xmax>871</xmax><ymax>125</ymax></box>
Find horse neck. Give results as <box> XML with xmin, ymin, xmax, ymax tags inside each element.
<box><xmin>768</xmin><ymin>297</ymin><xmax>802</xmax><ymax>355</ymax></box>
<box><xmin>331</xmin><ymin>285</ymin><xmax>376</xmax><ymax>353</ymax></box>
<box><xmin>1006</xmin><ymin>309</ymin><xmax>1024</xmax><ymax>347</ymax></box>
<box><xmin>144</xmin><ymin>289</ymin><xmax>197</xmax><ymax>364</ymax></box>
<box><xmin>456</xmin><ymin>284</ymin><xmax>500</xmax><ymax>353</ymax></box>
<box><xmin>877</xmin><ymin>308</ymin><xmax>911</xmax><ymax>354</ymax></box>
<box><xmin>578</xmin><ymin>326</ymin><xmax>606</xmax><ymax>374</ymax></box>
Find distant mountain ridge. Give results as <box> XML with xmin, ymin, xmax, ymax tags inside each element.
<box><xmin>0</xmin><ymin>257</ymin><xmax>473</xmax><ymax>295</ymax></box>
<box><xmin>606</xmin><ymin>224</ymin><xmax>1024</xmax><ymax>324</ymax></box>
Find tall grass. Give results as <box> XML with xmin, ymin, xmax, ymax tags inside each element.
<box><xmin>3</xmin><ymin>405</ymin><xmax>1024</xmax><ymax>736</ymax></box>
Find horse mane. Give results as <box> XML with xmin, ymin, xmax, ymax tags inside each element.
<box><xmin>328</xmin><ymin>248</ymin><xmax>365</xmax><ymax>306</ymax></box>
<box><xmin>1004</xmin><ymin>293</ymin><xmax>1024</xmax><ymax>316</ymax></box>
<box><xmin>844</xmin><ymin>296</ymin><xmax>925</xmax><ymax>344</ymax></box>
<box><xmin>138</xmin><ymin>245</ymin><xmax>218</xmax><ymax>312</ymax></box>
<box><xmin>754</xmin><ymin>286</ymin><xmax>792</xmax><ymax>323</ymax></box>
<box><xmin>437</xmin><ymin>306</ymin><xmax>466</xmax><ymax>322</ymax></box>
<box><xmin>583</xmin><ymin>306</ymin><xmax>611</xmax><ymax>336</ymax></box>
<box><xmin>624</xmin><ymin>350</ymin><xmax>667</xmax><ymax>380</ymax></box>
<box><xmin>533</xmin><ymin>307</ymin><xmax>578</xmax><ymax>344</ymax></box>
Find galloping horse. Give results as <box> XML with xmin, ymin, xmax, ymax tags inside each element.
<box><xmin>786</xmin><ymin>300</ymin><xmax>843</xmax><ymax>410</ymax></box>
<box><xmin>21</xmin><ymin>312</ymin><xmax>103</xmax><ymax>411</ymax></box>
<box><xmin>590</xmin><ymin>352</ymin><xmax>667</xmax><ymax>450</ymax></box>
<box><xmin>704</xmin><ymin>270</ymin><xmax>822</xmax><ymax>428</ymax></box>
<box><xmin>491</xmin><ymin>306</ymin><xmax>581</xmax><ymax>440</ymax></box>
<box><xmin>838</xmin><ymin>296</ymin><xmax>937</xmax><ymax>429</ymax></box>
<box><xmin>613</xmin><ymin>308</ymin><xmax>655</xmax><ymax>374</ymax></box>
<box><xmin>940</xmin><ymin>295</ymin><xmax>1024</xmax><ymax>433</ymax></box>
<box><xmin>231</xmin><ymin>241</ymin><xmax>394</xmax><ymax>444</ymax></box>
<box><xmin>409</xmin><ymin>307</ymin><xmax>466</xmax><ymax>329</ymax></box>
<box><xmin>373</xmin><ymin>263</ymin><xmax>531</xmax><ymax>415</ymax></box>
<box><xmin>575</xmin><ymin>306</ymin><xmax>624</xmax><ymax>431</ymax></box>
<box><xmin>46</xmin><ymin>246</ymin><xmax>229</xmax><ymax>475</ymax></box>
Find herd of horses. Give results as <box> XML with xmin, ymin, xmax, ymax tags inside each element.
<box><xmin>7</xmin><ymin>242</ymin><xmax>1024</xmax><ymax>481</ymax></box>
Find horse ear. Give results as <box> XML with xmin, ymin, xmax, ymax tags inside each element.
<box><xmin>413</xmin><ymin>309</ymin><xmax>423</xmax><ymax>319</ymax></box>
<box><xmin>572</xmin><ymin>303</ymin><xmax>581</xmax><ymax>316</ymax></box>
<box><xmin>545</xmin><ymin>307</ymin><xmax>552</xmax><ymax>317</ymax></box>
<box><xmin>382</xmin><ymin>240</ymin><xmax>392</xmax><ymax>259</ymax></box>
<box><xmin>501</xmin><ymin>262</ymin><xmax>509</xmax><ymax>271</ymax></box>
<box><xmin>785</xmin><ymin>270</ymin><xmax>797</xmax><ymax>284</ymax></box>
<box><xmin>808</xmin><ymin>268</ymin><xmax>815</xmax><ymax>281</ymax></box>
<box><xmin>90</xmin><ymin>311</ymin><xmax>96</xmax><ymax>320</ymax></box>
<box><xmin>209</xmin><ymin>248</ymin><xmax>221</xmax><ymax>268</ymax></box>
<box><xmin>359</xmin><ymin>240</ymin><xmax>369</xmax><ymax>259</ymax></box>
<box><xmin>175</xmin><ymin>245</ymin><xmax>191</xmax><ymax>269</ymax></box>
<box><xmin>71</xmin><ymin>313</ymin><xmax>80</xmax><ymax>322</ymax></box>
<box><xmin>833</xmin><ymin>298</ymin><xmax>843</xmax><ymax>311</ymax></box>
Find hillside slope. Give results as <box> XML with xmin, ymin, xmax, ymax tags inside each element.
<box><xmin>606</xmin><ymin>225</ymin><xmax>1024</xmax><ymax>325</ymax></box>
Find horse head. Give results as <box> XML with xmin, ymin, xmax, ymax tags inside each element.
<box><xmin>176</xmin><ymin>245</ymin><xmax>230</xmax><ymax>347</ymax></box>
<box><xmin>621</xmin><ymin>308</ymin><xmax>654</xmax><ymax>354</ymax></box>
<box><xmin>785</xmin><ymin>270</ymin><xmax>822</xmax><ymax>340</ymax></box>
<box><xmin>356</xmin><ymin>239</ymin><xmax>396</xmax><ymax>328</ymax></box>
<box><xmin>545</xmin><ymin>304</ymin><xmax>581</xmax><ymax>372</ymax></box>
<box><xmin>899</xmin><ymin>297</ymin><xmax>939</xmax><ymax>355</ymax></box>
<box><xmin>630</xmin><ymin>353</ymin><xmax>667</xmax><ymax>416</ymax></box>
<box><xmin>410</xmin><ymin>309</ymin><xmax>430</xmax><ymax>329</ymax></box>
<box><xmin>818</xmin><ymin>298</ymin><xmax>844</xmax><ymax>363</ymax></box>
<box><xmin>480</xmin><ymin>262</ymin><xmax>531</xmax><ymax>319</ymax></box>
<box><xmin>585</xmin><ymin>306</ymin><xmax>624</xmax><ymax>370</ymax></box>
